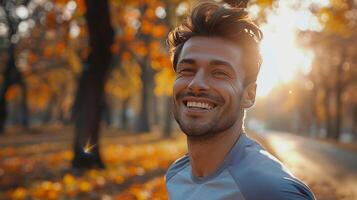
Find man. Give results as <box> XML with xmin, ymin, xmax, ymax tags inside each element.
<box><xmin>165</xmin><ymin>1</ymin><xmax>316</xmax><ymax>200</ymax></box>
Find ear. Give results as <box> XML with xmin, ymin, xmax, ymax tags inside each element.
<box><xmin>241</xmin><ymin>82</ymin><xmax>257</xmax><ymax>109</ymax></box>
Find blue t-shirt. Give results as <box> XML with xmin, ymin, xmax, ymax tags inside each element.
<box><xmin>165</xmin><ymin>133</ymin><xmax>315</xmax><ymax>200</ymax></box>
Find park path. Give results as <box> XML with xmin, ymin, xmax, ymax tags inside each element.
<box><xmin>259</xmin><ymin>131</ymin><xmax>357</xmax><ymax>200</ymax></box>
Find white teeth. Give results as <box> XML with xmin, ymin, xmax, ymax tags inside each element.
<box><xmin>186</xmin><ymin>101</ymin><xmax>213</xmax><ymax>110</ymax></box>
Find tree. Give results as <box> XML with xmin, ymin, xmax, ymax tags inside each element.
<box><xmin>109</xmin><ymin>0</ymin><xmax>182</xmax><ymax>133</ymax></box>
<box><xmin>71</xmin><ymin>0</ymin><xmax>114</xmax><ymax>169</ymax></box>
<box><xmin>301</xmin><ymin>0</ymin><xmax>357</xmax><ymax>139</ymax></box>
<box><xmin>0</xmin><ymin>0</ymin><xmax>31</xmax><ymax>133</ymax></box>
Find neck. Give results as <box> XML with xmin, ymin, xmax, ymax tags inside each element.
<box><xmin>187</xmin><ymin>120</ymin><xmax>242</xmax><ymax>177</ymax></box>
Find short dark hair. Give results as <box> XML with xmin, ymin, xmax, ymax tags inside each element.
<box><xmin>167</xmin><ymin>0</ymin><xmax>263</xmax><ymax>85</ymax></box>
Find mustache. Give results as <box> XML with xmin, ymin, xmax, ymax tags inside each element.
<box><xmin>176</xmin><ymin>91</ymin><xmax>224</xmax><ymax>104</ymax></box>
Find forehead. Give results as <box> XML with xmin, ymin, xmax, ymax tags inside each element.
<box><xmin>178</xmin><ymin>36</ymin><xmax>242</xmax><ymax>67</ymax></box>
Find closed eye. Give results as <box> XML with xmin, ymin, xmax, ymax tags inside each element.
<box><xmin>178</xmin><ymin>68</ymin><xmax>195</xmax><ymax>76</ymax></box>
<box><xmin>212</xmin><ymin>70</ymin><xmax>229</xmax><ymax>77</ymax></box>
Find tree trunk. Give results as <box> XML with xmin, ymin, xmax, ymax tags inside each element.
<box><xmin>19</xmin><ymin>79</ymin><xmax>29</xmax><ymax>128</ymax></box>
<box><xmin>310</xmin><ymin>86</ymin><xmax>320</xmax><ymax>136</ymax></box>
<box><xmin>353</xmin><ymin>105</ymin><xmax>357</xmax><ymax>141</ymax></box>
<box><xmin>121</xmin><ymin>98</ymin><xmax>130</xmax><ymax>131</ymax></box>
<box><xmin>163</xmin><ymin>96</ymin><xmax>173</xmax><ymax>137</ymax></box>
<box><xmin>42</xmin><ymin>94</ymin><xmax>55</xmax><ymax>124</ymax></box>
<box><xmin>332</xmin><ymin>89</ymin><xmax>342</xmax><ymax>140</ymax></box>
<box><xmin>0</xmin><ymin>2</ymin><xmax>30</xmax><ymax>133</ymax></box>
<box><xmin>0</xmin><ymin>45</ymin><xmax>27</xmax><ymax>133</ymax></box>
<box><xmin>324</xmin><ymin>88</ymin><xmax>333</xmax><ymax>138</ymax></box>
<box><xmin>134</xmin><ymin>63</ymin><xmax>150</xmax><ymax>133</ymax></box>
<box><xmin>71</xmin><ymin>0</ymin><xmax>114</xmax><ymax>169</ymax></box>
<box><xmin>102</xmin><ymin>99</ymin><xmax>112</xmax><ymax>126</ymax></box>
<box><xmin>151</xmin><ymin>94</ymin><xmax>160</xmax><ymax>126</ymax></box>
<box><xmin>331</xmin><ymin>60</ymin><xmax>344</xmax><ymax>140</ymax></box>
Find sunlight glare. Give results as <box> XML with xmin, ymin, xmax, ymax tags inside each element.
<box><xmin>83</xmin><ymin>140</ymin><xmax>96</xmax><ymax>154</ymax></box>
<box><xmin>256</xmin><ymin>1</ymin><xmax>319</xmax><ymax>97</ymax></box>
<box><xmin>15</xmin><ymin>6</ymin><xmax>29</xmax><ymax>19</ymax></box>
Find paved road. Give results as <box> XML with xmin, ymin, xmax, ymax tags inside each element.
<box><xmin>259</xmin><ymin>131</ymin><xmax>357</xmax><ymax>200</ymax></box>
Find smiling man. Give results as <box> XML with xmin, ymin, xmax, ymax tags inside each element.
<box><xmin>165</xmin><ymin>1</ymin><xmax>315</xmax><ymax>200</ymax></box>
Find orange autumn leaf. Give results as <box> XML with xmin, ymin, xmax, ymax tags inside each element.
<box><xmin>43</xmin><ymin>47</ymin><xmax>53</xmax><ymax>58</ymax></box>
<box><xmin>111</xmin><ymin>44</ymin><xmax>121</xmax><ymax>54</ymax></box>
<box><xmin>122</xmin><ymin>51</ymin><xmax>131</xmax><ymax>61</ymax></box>
<box><xmin>46</xmin><ymin>11</ymin><xmax>57</xmax><ymax>29</ymax></box>
<box><xmin>75</xmin><ymin>0</ymin><xmax>86</xmax><ymax>14</ymax></box>
<box><xmin>5</xmin><ymin>85</ymin><xmax>21</xmax><ymax>101</ymax></box>
<box><xmin>149</xmin><ymin>41</ymin><xmax>160</xmax><ymax>51</ymax></box>
<box><xmin>152</xmin><ymin>24</ymin><xmax>167</xmax><ymax>38</ymax></box>
<box><xmin>28</xmin><ymin>53</ymin><xmax>38</xmax><ymax>64</ymax></box>
<box><xmin>11</xmin><ymin>187</ymin><xmax>28</xmax><ymax>200</ymax></box>
<box><xmin>144</xmin><ymin>8</ymin><xmax>156</xmax><ymax>20</ymax></box>
<box><xmin>141</xmin><ymin>20</ymin><xmax>152</xmax><ymax>35</ymax></box>
<box><xmin>56</xmin><ymin>43</ymin><xmax>66</xmax><ymax>55</ymax></box>
<box><xmin>54</xmin><ymin>0</ymin><xmax>68</xmax><ymax>5</ymax></box>
<box><xmin>78</xmin><ymin>181</ymin><xmax>92</xmax><ymax>193</ymax></box>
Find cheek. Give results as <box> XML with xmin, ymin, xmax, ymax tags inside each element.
<box><xmin>228</xmin><ymin>79</ymin><xmax>243</xmax><ymax>98</ymax></box>
<box><xmin>173</xmin><ymin>77</ymin><xmax>188</xmax><ymax>99</ymax></box>
<box><xmin>211</xmin><ymin>79</ymin><xmax>241</xmax><ymax>104</ymax></box>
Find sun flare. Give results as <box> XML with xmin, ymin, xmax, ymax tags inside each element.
<box><xmin>256</xmin><ymin>1</ymin><xmax>321</xmax><ymax>97</ymax></box>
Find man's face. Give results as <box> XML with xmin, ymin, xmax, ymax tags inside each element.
<box><xmin>173</xmin><ymin>36</ymin><xmax>246</xmax><ymax>140</ymax></box>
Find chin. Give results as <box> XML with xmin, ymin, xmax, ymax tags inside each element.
<box><xmin>178</xmin><ymin>120</ymin><xmax>219</xmax><ymax>140</ymax></box>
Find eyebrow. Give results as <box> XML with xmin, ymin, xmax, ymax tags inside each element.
<box><xmin>177</xmin><ymin>58</ymin><xmax>196</xmax><ymax>66</ymax></box>
<box><xmin>210</xmin><ymin>60</ymin><xmax>235</xmax><ymax>71</ymax></box>
<box><xmin>178</xmin><ymin>58</ymin><xmax>235</xmax><ymax>71</ymax></box>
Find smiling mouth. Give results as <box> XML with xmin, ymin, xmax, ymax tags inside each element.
<box><xmin>183</xmin><ymin>100</ymin><xmax>216</xmax><ymax>110</ymax></box>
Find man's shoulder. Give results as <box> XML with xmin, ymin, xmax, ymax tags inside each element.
<box><xmin>165</xmin><ymin>154</ymin><xmax>190</xmax><ymax>182</ymax></box>
<box><xmin>228</xmin><ymin>139</ymin><xmax>315</xmax><ymax>200</ymax></box>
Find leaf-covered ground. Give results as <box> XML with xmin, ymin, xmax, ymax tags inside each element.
<box><xmin>0</xmin><ymin>127</ymin><xmax>352</xmax><ymax>200</ymax></box>
<box><xmin>0</xmin><ymin>127</ymin><xmax>186</xmax><ymax>200</ymax></box>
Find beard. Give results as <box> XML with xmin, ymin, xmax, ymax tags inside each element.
<box><xmin>173</xmin><ymin>91</ymin><xmax>243</xmax><ymax>141</ymax></box>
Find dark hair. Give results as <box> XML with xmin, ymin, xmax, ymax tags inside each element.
<box><xmin>167</xmin><ymin>0</ymin><xmax>263</xmax><ymax>85</ymax></box>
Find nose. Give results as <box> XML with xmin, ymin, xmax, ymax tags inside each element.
<box><xmin>188</xmin><ymin>69</ymin><xmax>209</xmax><ymax>93</ymax></box>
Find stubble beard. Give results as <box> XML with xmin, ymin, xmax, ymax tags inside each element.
<box><xmin>173</xmin><ymin>103</ymin><xmax>242</xmax><ymax>142</ymax></box>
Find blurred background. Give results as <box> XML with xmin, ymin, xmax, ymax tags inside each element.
<box><xmin>0</xmin><ymin>0</ymin><xmax>356</xmax><ymax>199</ymax></box>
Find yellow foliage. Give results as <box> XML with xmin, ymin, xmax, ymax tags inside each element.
<box><xmin>68</xmin><ymin>48</ymin><xmax>82</xmax><ymax>75</ymax></box>
<box><xmin>1</xmin><ymin>133</ymin><xmax>188</xmax><ymax>199</ymax></box>
<box><xmin>106</xmin><ymin>61</ymin><xmax>141</xmax><ymax>100</ymax></box>
<box><xmin>151</xmin><ymin>60</ymin><xmax>162</xmax><ymax>71</ymax></box>
<box><xmin>154</xmin><ymin>68</ymin><xmax>175</xmax><ymax>96</ymax></box>
<box><xmin>32</xmin><ymin>181</ymin><xmax>62</xmax><ymax>200</ymax></box>
<box><xmin>26</xmin><ymin>75</ymin><xmax>51</xmax><ymax>110</ymax></box>
<box><xmin>78</xmin><ymin>180</ymin><xmax>92</xmax><ymax>193</ymax></box>
<box><xmin>63</xmin><ymin>174</ymin><xmax>76</xmax><ymax>186</ymax></box>
<box><xmin>63</xmin><ymin>151</ymin><xmax>73</xmax><ymax>160</ymax></box>
<box><xmin>47</xmin><ymin>69</ymin><xmax>67</xmax><ymax>93</ymax></box>
<box><xmin>318</xmin><ymin>8</ymin><xmax>350</xmax><ymax>36</ymax></box>
<box><xmin>330</xmin><ymin>0</ymin><xmax>350</xmax><ymax>10</ymax></box>
<box><xmin>11</xmin><ymin>187</ymin><xmax>28</xmax><ymax>200</ymax></box>
<box><xmin>113</xmin><ymin>175</ymin><xmax>125</xmax><ymax>184</ymax></box>
<box><xmin>256</xmin><ymin>0</ymin><xmax>274</xmax><ymax>8</ymax></box>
